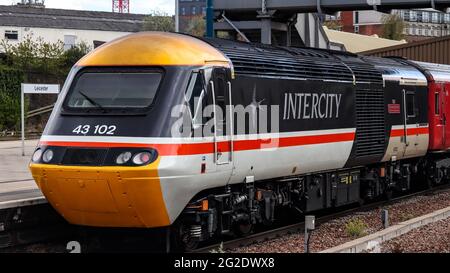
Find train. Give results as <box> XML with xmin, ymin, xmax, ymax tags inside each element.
<box><xmin>29</xmin><ymin>32</ymin><xmax>450</xmax><ymax>250</ymax></box>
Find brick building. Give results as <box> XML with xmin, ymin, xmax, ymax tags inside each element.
<box><xmin>177</xmin><ymin>0</ymin><xmax>206</xmax><ymax>33</ymax></box>
<box><xmin>325</xmin><ymin>9</ymin><xmax>450</xmax><ymax>42</ymax></box>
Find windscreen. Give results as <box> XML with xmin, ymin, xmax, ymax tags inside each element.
<box><xmin>66</xmin><ymin>71</ymin><xmax>162</xmax><ymax>110</ymax></box>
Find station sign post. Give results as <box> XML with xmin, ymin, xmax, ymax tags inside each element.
<box><xmin>21</xmin><ymin>84</ymin><xmax>60</xmax><ymax>156</ymax></box>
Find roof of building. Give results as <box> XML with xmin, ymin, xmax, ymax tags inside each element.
<box><xmin>361</xmin><ymin>35</ymin><xmax>450</xmax><ymax>65</ymax></box>
<box><xmin>0</xmin><ymin>5</ymin><xmax>145</xmax><ymax>32</ymax></box>
<box><xmin>323</xmin><ymin>26</ymin><xmax>407</xmax><ymax>53</ymax></box>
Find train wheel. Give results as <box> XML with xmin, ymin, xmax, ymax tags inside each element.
<box><xmin>426</xmin><ymin>177</ymin><xmax>434</xmax><ymax>189</ymax></box>
<box><xmin>233</xmin><ymin>220</ymin><xmax>253</xmax><ymax>237</ymax></box>
<box><xmin>171</xmin><ymin>223</ymin><xmax>200</xmax><ymax>252</ymax></box>
<box><xmin>384</xmin><ymin>189</ymin><xmax>393</xmax><ymax>201</ymax></box>
<box><xmin>437</xmin><ymin>167</ymin><xmax>446</xmax><ymax>184</ymax></box>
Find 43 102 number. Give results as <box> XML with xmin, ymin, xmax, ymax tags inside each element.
<box><xmin>72</xmin><ymin>125</ymin><xmax>117</xmax><ymax>135</ymax></box>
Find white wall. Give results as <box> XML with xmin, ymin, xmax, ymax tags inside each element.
<box><xmin>0</xmin><ymin>26</ymin><xmax>133</xmax><ymax>52</ymax></box>
<box><xmin>355</xmin><ymin>10</ymin><xmax>384</xmax><ymax>25</ymax></box>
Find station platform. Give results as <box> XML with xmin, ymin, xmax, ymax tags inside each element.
<box><xmin>0</xmin><ymin>139</ymin><xmax>46</xmax><ymax>210</ymax></box>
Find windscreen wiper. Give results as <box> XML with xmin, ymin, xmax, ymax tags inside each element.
<box><xmin>78</xmin><ymin>90</ymin><xmax>106</xmax><ymax>111</ymax></box>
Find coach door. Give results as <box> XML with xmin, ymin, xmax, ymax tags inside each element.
<box><xmin>433</xmin><ymin>84</ymin><xmax>446</xmax><ymax>149</ymax></box>
<box><xmin>210</xmin><ymin>67</ymin><xmax>234</xmax><ymax>169</ymax></box>
<box><xmin>402</xmin><ymin>88</ymin><xmax>420</xmax><ymax>158</ymax></box>
<box><xmin>443</xmin><ymin>83</ymin><xmax>450</xmax><ymax>149</ymax></box>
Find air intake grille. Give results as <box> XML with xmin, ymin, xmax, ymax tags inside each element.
<box><xmin>343</xmin><ymin>61</ymin><xmax>384</xmax><ymax>84</ymax></box>
<box><xmin>221</xmin><ymin>47</ymin><xmax>355</xmax><ymax>82</ymax></box>
<box><xmin>355</xmin><ymin>87</ymin><xmax>386</xmax><ymax>157</ymax></box>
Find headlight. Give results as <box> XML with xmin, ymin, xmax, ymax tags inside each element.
<box><xmin>116</xmin><ymin>152</ymin><xmax>132</xmax><ymax>165</ymax></box>
<box><xmin>42</xmin><ymin>149</ymin><xmax>54</xmax><ymax>163</ymax></box>
<box><xmin>32</xmin><ymin>148</ymin><xmax>42</xmax><ymax>162</ymax></box>
<box><xmin>132</xmin><ymin>152</ymin><xmax>153</xmax><ymax>166</ymax></box>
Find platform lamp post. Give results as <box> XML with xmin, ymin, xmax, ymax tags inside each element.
<box><xmin>206</xmin><ymin>0</ymin><xmax>214</xmax><ymax>38</ymax></box>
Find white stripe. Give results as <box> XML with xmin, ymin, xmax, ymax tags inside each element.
<box><xmin>391</xmin><ymin>124</ymin><xmax>429</xmax><ymax>130</ymax></box>
<box><xmin>40</xmin><ymin>128</ymin><xmax>356</xmax><ymax>144</ymax></box>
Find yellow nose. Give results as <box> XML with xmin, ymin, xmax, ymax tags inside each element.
<box><xmin>29</xmin><ymin>158</ymin><xmax>170</xmax><ymax>228</ymax></box>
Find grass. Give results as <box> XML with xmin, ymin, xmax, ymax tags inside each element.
<box><xmin>345</xmin><ymin>218</ymin><xmax>368</xmax><ymax>238</ymax></box>
<box><xmin>398</xmin><ymin>213</ymin><xmax>415</xmax><ymax>222</ymax></box>
<box><xmin>210</xmin><ymin>242</ymin><xmax>225</xmax><ymax>253</ymax></box>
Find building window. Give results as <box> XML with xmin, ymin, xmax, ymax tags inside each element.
<box><xmin>64</xmin><ymin>35</ymin><xmax>77</xmax><ymax>50</ymax></box>
<box><xmin>422</xmin><ymin>12</ymin><xmax>429</xmax><ymax>23</ymax></box>
<box><xmin>192</xmin><ymin>6</ymin><xmax>196</xmax><ymax>15</ymax></box>
<box><xmin>181</xmin><ymin>7</ymin><xmax>186</xmax><ymax>16</ymax></box>
<box><xmin>445</xmin><ymin>14</ymin><xmax>450</xmax><ymax>23</ymax></box>
<box><xmin>403</xmin><ymin>10</ymin><xmax>410</xmax><ymax>21</ymax></box>
<box><xmin>432</xmin><ymin>12</ymin><xmax>439</xmax><ymax>23</ymax></box>
<box><xmin>5</xmin><ymin>30</ymin><xmax>18</xmax><ymax>40</ymax></box>
<box><xmin>410</xmin><ymin>11</ymin><xmax>417</xmax><ymax>22</ymax></box>
<box><xmin>354</xmin><ymin>11</ymin><xmax>359</xmax><ymax>24</ymax></box>
<box><xmin>202</xmin><ymin>7</ymin><xmax>206</xmax><ymax>15</ymax></box>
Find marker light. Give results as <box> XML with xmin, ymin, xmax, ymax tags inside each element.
<box><xmin>132</xmin><ymin>152</ymin><xmax>153</xmax><ymax>165</ymax></box>
<box><xmin>42</xmin><ymin>149</ymin><xmax>54</xmax><ymax>163</ymax></box>
<box><xmin>32</xmin><ymin>148</ymin><xmax>42</xmax><ymax>162</ymax></box>
<box><xmin>116</xmin><ymin>152</ymin><xmax>132</xmax><ymax>165</ymax></box>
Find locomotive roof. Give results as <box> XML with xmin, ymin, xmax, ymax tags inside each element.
<box><xmin>202</xmin><ymin>37</ymin><xmax>383</xmax><ymax>85</ymax></box>
<box><xmin>412</xmin><ymin>61</ymin><xmax>450</xmax><ymax>83</ymax></box>
<box><xmin>76</xmin><ymin>32</ymin><xmax>231</xmax><ymax>67</ymax></box>
<box><xmin>363</xmin><ymin>56</ymin><xmax>428</xmax><ymax>86</ymax></box>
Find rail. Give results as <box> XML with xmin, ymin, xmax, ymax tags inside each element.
<box><xmin>192</xmin><ymin>184</ymin><xmax>450</xmax><ymax>253</ymax></box>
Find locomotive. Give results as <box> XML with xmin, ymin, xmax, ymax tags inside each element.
<box><xmin>29</xmin><ymin>32</ymin><xmax>450</xmax><ymax>250</ymax></box>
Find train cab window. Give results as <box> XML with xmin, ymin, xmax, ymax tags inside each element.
<box><xmin>185</xmin><ymin>71</ymin><xmax>206</xmax><ymax>127</ymax></box>
<box><xmin>406</xmin><ymin>93</ymin><xmax>416</xmax><ymax>117</ymax></box>
<box><xmin>65</xmin><ymin>70</ymin><xmax>162</xmax><ymax>111</ymax></box>
<box><xmin>212</xmin><ymin>69</ymin><xmax>228</xmax><ymax>136</ymax></box>
<box><xmin>435</xmin><ymin>93</ymin><xmax>440</xmax><ymax>115</ymax></box>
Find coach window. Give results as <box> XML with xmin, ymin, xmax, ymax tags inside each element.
<box><xmin>185</xmin><ymin>71</ymin><xmax>206</xmax><ymax>128</ymax></box>
<box><xmin>406</xmin><ymin>93</ymin><xmax>416</xmax><ymax>118</ymax></box>
<box><xmin>435</xmin><ymin>93</ymin><xmax>440</xmax><ymax>115</ymax></box>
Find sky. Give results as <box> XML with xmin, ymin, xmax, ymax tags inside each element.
<box><xmin>0</xmin><ymin>0</ymin><xmax>175</xmax><ymax>15</ymax></box>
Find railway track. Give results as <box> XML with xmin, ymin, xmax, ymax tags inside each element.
<box><xmin>1</xmin><ymin>184</ymin><xmax>449</xmax><ymax>253</ymax></box>
<box><xmin>192</xmin><ymin>184</ymin><xmax>450</xmax><ymax>253</ymax></box>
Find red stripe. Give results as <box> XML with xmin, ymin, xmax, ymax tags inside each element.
<box><xmin>39</xmin><ymin>132</ymin><xmax>355</xmax><ymax>156</ymax></box>
<box><xmin>390</xmin><ymin>127</ymin><xmax>429</xmax><ymax>137</ymax></box>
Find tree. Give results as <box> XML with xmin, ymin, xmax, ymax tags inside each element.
<box><xmin>323</xmin><ymin>20</ymin><xmax>343</xmax><ymax>31</ymax></box>
<box><xmin>185</xmin><ymin>16</ymin><xmax>206</xmax><ymax>37</ymax></box>
<box><xmin>61</xmin><ymin>42</ymin><xmax>91</xmax><ymax>72</ymax></box>
<box><xmin>381</xmin><ymin>14</ymin><xmax>406</xmax><ymax>41</ymax></box>
<box><xmin>1</xmin><ymin>33</ymin><xmax>92</xmax><ymax>76</ymax></box>
<box><xmin>143</xmin><ymin>11</ymin><xmax>175</xmax><ymax>32</ymax></box>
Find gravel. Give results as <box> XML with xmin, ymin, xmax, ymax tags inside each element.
<box><xmin>381</xmin><ymin>218</ymin><xmax>450</xmax><ymax>253</ymax></box>
<box><xmin>231</xmin><ymin>189</ymin><xmax>450</xmax><ymax>253</ymax></box>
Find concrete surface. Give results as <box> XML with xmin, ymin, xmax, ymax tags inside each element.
<box><xmin>0</xmin><ymin>139</ymin><xmax>46</xmax><ymax>209</ymax></box>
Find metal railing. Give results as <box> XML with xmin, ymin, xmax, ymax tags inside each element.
<box><xmin>26</xmin><ymin>104</ymin><xmax>54</xmax><ymax>118</ymax></box>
